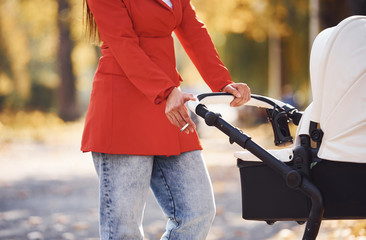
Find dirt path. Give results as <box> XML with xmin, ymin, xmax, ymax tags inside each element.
<box><xmin>0</xmin><ymin>120</ymin><xmax>364</xmax><ymax>240</ymax></box>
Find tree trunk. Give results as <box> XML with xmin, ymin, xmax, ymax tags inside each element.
<box><xmin>319</xmin><ymin>0</ymin><xmax>349</xmax><ymax>29</ymax></box>
<box><xmin>318</xmin><ymin>0</ymin><xmax>366</xmax><ymax>30</ymax></box>
<box><xmin>347</xmin><ymin>0</ymin><xmax>366</xmax><ymax>15</ymax></box>
<box><xmin>0</xmin><ymin>0</ymin><xmax>31</xmax><ymax>104</ymax></box>
<box><xmin>57</xmin><ymin>0</ymin><xmax>79</xmax><ymax>121</ymax></box>
<box><xmin>268</xmin><ymin>27</ymin><xmax>282</xmax><ymax>100</ymax></box>
<box><xmin>309</xmin><ymin>0</ymin><xmax>320</xmax><ymax>46</ymax></box>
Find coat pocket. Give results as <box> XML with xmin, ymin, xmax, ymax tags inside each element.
<box><xmin>97</xmin><ymin>56</ymin><xmax>127</xmax><ymax>76</ymax></box>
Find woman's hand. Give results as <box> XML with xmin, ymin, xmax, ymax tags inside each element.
<box><xmin>222</xmin><ymin>82</ymin><xmax>251</xmax><ymax>107</ymax></box>
<box><xmin>165</xmin><ymin>87</ymin><xmax>196</xmax><ymax>134</ymax></box>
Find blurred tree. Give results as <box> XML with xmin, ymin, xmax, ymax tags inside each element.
<box><xmin>0</xmin><ymin>0</ymin><xmax>96</xmax><ymax>116</ymax></box>
<box><xmin>57</xmin><ymin>0</ymin><xmax>80</xmax><ymax>121</ymax></box>
<box><xmin>347</xmin><ymin>0</ymin><xmax>366</xmax><ymax>15</ymax></box>
<box><xmin>221</xmin><ymin>34</ymin><xmax>268</xmax><ymax>94</ymax></box>
<box><xmin>21</xmin><ymin>0</ymin><xmax>59</xmax><ymax>111</ymax></box>
<box><xmin>0</xmin><ymin>0</ymin><xmax>363</xmax><ymax>116</ymax></box>
<box><xmin>192</xmin><ymin>0</ymin><xmax>364</xmax><ymax>105</ymax></box>
<box><xmin>319</xmin><ymin>0</ymin><xmax>349</xmax><ymax>28</ymax></box>
<box><xmin>193</xmin><ymin>0</ymin><xmax>309</xmax><ymax>100</ymax></box>
<box><xmin>319</xmin><ymin>0</ymin><xmax>366</xmax><ymax>29</ymax></box>
<box><xmin>309</xmin><ymin>0</ymin><xmax>319</xmax><ymax>49</ymax></box>
<box><xmin>193</xmin><ymin>0</ymin><xmax>301</xmax><ymax>42</ymax></box>
<box><xmin>0</xmin><ymin>0</ymin><xmax>31</xmax><ymax>109</ymax></box>
<box><xmin>0</xmin><ymin>22</ymin><xmax>13</xmax><ymax>110</ymax></box>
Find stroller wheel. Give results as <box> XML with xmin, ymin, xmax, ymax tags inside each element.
<box><xmin>266</xmin><ymin>220</ymin><xmax>276</xmax><ymax>225</ymax></box>
<box><xmin>296</xmin><ymin>221</ymin><xmax>306</xmax><ymax>225</ymax></box>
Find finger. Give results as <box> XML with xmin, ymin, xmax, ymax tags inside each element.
<box><xmin>178</xmin><ymin>108</ymin><xmax>196</xmax><ymax>131</ymax></box>
<box><xmin>166</xmin><ymin>104</ymin><xmax>187</xmax><ymax>128</ymax></box>
<box><xmin>230</xmin><ymin>91</ymin><xmax>244</xmax><ymax>107</ymax></box>
<box><xmin>231</xmin><ymin>84</ymin><xmax>251</xmax><ymax>106</ymax></box>
<box><xmin>231</xmin><ymin>94</ymin><xmax>249</xmax><ymax>107</ymax></box>
<box><xmin>175</xmin><ymin>112</ymin><xmax>187</xmax><ymax>129</ymax></box>
<box><xmin>168</xmin><ymin>106</ymin><xmax>190</xmax><ymax>130</ymax></box>
<box><xmin>245</xmin><ymin>90</ymin><xmax>251</xmax><ymax>102</ymax></box>
<box><xmin>223</xmin><ymin>85</ymin><xmax>244</xmax><ymax>107</ymax></box>
<box><xmin>167</xmin><ymin>114</ymin><xmax>180</xmax><ymax>128</ymax></box>
<box><xmin>224</xmin><ymin>85</ymin><xmax>242</xmax><ymax>98</ymax></box>
<box><xmin>182</xmin><ymin>93</ymin><xmax>196</xmax><ymax>103</ymax></box>
<box><xmin>241</xmin><ymin>85</ymin><xmax>251</xmax><ymax>103</ymax></box>
<box><xmin>165</xmin><ymin>95</ymin><xmax>196</xmax><ymax>131</ymax></box>
<box><xmin>230</xmin><ymin>98</ymin><xmax>244</xmax><ymax>107</ymax></box>
<box><xmin>234</xmin><ymin>91</ymin><xmax>248</xmax><ymax>106</ymax></box>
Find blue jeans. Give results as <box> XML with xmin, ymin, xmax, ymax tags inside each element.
<box><xmin>92</xmin><ymin>150</ymin><xmax>216</xmax><ymax>240</ymax></box>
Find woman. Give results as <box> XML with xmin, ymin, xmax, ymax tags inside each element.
<box><xmin>81</xmin><ymin>0</ymin><xmax>251</xmax><ymax>239</ymax></box>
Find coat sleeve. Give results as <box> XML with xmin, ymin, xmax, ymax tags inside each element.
<box><xmin>174</xmin><ymin>0</ymin><xmax>233</xmax><ymax>92</ymax></box>
<box><xmin>87</xmin><ymin>0</ymin><xmax>176</xmax><ymax>104</ymax></box>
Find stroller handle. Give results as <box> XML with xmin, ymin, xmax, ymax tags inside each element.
<box><xmin>188</xmin><ymin>92</ymin><xmax>302</xmax><ymax>126</ymax></box>
<box><xmin>188</xmin><ymin>92</ymin><xmax>298</xmax><ymax>112</ymax></box>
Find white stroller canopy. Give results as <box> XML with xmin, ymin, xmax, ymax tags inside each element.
<box><xmin>310</xmin><ymin>16</ymin><xmax>366</xmax><ymax>163</ymax></box>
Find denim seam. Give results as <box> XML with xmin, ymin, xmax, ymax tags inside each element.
<box><xmin>101</xmin><ymin>153</ymin><xmax>114</xmax><ymax>240</ymax></box>
<box><xmin>154</xmin><ymin>160</ymin><xmax>177</xmax><ymax>240</ymax></box>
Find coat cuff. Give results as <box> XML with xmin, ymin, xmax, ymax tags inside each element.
<box><xmin>154</xmin><ymin>86</ymin><xmax>176</xmax><ymax>104</ymax></box>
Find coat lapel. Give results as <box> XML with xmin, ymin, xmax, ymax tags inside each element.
<box><xmin>152</xmin><ymin>0</ymin><xmax>182</xmax><ymax>28</ymax></box>
<box><xmin>155</xmin><ymin>0</ymin><xmax>174</xmax><ymax>11</ymax></box>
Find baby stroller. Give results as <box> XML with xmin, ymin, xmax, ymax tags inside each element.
<box><xmin>187</xmin><ymin>16</ymin><xmax>366</xmax><ymax>240</ymax></box>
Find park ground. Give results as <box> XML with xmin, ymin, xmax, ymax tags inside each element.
<box><xmin>0</xmin><ymin>111</ymin><xmax>366</xmax><ymax>240</ymax></box>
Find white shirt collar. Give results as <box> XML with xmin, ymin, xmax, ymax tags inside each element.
<box><xmin>162</xmin><ymin>0</ymin><xmax>173</xmax><ymax>8</ymax></box>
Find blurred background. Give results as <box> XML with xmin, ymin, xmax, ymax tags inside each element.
<box><xmin>0</xmin><ymin>0</ymin><xmax>365</xmax><ymax>119</ymax></box>
<box><xmin>1</xmin><ymin>0</ymin><xmax>366</xmax><ymax>239</ymax></box>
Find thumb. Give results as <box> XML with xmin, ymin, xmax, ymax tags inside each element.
<box><xmin>224</xmin><ymin>85</ymin><xmax>241</xmax><ymax>98</ymax></box>
<box><xmin>183</xmin><ymin>93</ymin><xmax>196</xmax><ymax>103</ymax></box>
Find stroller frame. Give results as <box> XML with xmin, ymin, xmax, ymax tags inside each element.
<box><xmin>189</xmin><ymin>93</ymin><xmax>323</xmax><ymax>240</ymax></box>
<box><xmin>188</xmin><ymin>92</ymin><xmax>366</xmax><ymax>240</ymax></box>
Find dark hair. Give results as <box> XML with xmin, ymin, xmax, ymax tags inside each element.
<box><xmin>83</xmin><ymin>0</ymin><xmax>100</xmax><ymax>44</ymax></box>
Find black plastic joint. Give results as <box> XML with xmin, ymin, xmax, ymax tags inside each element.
<box><xmin>286</xmin><ymin>170</ymin><xmax>302</xmax><ymax>189</ymax></box>
<box><xmin>311</xmin><ymin>129</ymin><xmax>323</xmax><ymax>142</ymax></box>
<box><xmin>204</xmin><ymin>111</ymin><xmax>221</xmax><ymax>126</ymax></box>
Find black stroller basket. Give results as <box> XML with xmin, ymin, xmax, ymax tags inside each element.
<box><xmin>188</xmin><ymin>92</ymin><xmax>366</xmax><ymax>240</ymax></box>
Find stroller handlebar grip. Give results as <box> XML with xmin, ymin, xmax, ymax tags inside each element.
<box><xmin>197</xmin><ymin>92</ymin><xmax>235</xmax><ymax>105</ymax></box>
<box><xmin>189</xmin><ymin>92</ymin><xmax>296</xmax><ymax>111</ymax></box>
<box><xmin>187</xmin><ymin>93</ymin><xmax>233</xmax><ymax>115</ymax></box>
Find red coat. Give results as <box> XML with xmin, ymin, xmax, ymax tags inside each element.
<box><xmin>81</xmin><ymin>0</ymin><xmax>232</xmax><ymax>155</ymax></box>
